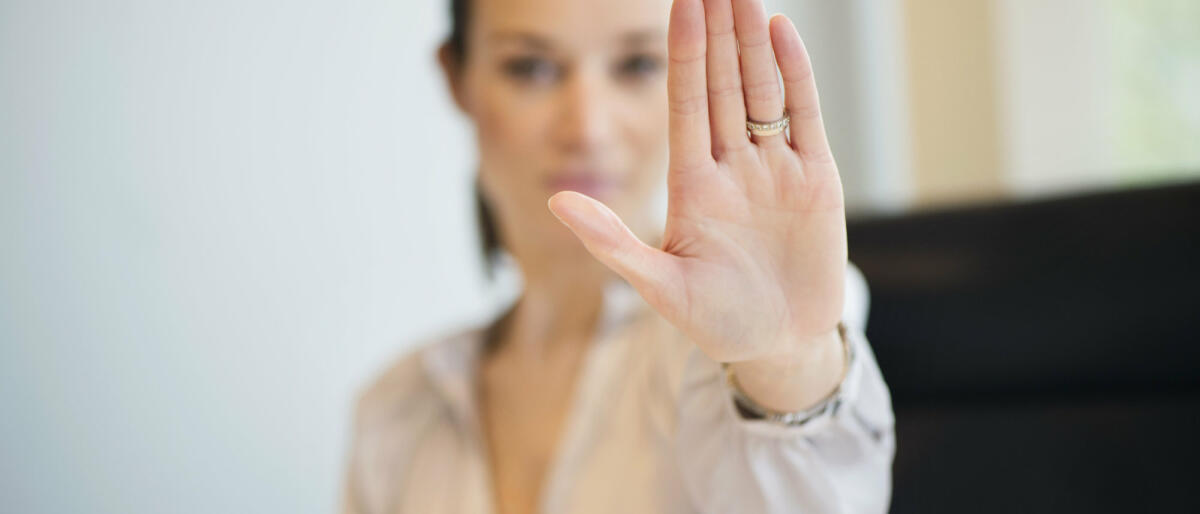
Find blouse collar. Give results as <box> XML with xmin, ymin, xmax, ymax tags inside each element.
<box><xmin>419</xmin><ymin>279</ymin><xmax>646</xmax><ymax>426</ymax></box>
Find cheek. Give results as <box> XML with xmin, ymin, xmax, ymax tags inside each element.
<box><xmin>471</xmin><ymin>86</ymin><xmax>552</xmax><ymax>195</ymax></box>
<box><xmin>467</xmin><ymin>81</ymin><xmax>563</xmax><ymax>228</ymax></box>
<box><xmin>474</xmin><ymin>91</ymin><xmax>538</xmax><ymax>162</ymax></box>
<box><xmin>625</xmin><ymin>90</ymin><xmax>670</xmax><ymax>180</ymax></box>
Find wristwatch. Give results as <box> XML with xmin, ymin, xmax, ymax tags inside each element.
<box><xmin>721</xmin><ymin>322</ymin><xmax>855</xmax><ymax>427</ymax></box>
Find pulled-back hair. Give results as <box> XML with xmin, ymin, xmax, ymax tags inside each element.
<box><xmin>446</xmin><ymin>0</ymin><xmax>503</xmax><ymax>277</ymax></box>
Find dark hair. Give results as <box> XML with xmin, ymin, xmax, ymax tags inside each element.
<box><xmin>447</xmin><ymin>0</ymin><xmax>503</xmax><ymax>277</ymax></box>
<box><xmin>448</xmin><ymin>0</ymin><xmax>470</xmax><ymax>62</ymax></box>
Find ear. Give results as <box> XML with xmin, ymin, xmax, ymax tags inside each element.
<box><xmin>437</xmin><ymin>43</ymin><xmax>469</xmax><ymax>113</ymax></box>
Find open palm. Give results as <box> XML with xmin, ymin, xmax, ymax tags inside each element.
<box><xmin>548</xmin><ymin>0</ymin><xmax>846</xmax><ymax>363</ymax></box>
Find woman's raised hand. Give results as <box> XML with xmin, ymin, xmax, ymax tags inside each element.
<box><xmin>548</xmin><ymin>0</ymin><xmax>846</xmax><ymax>366</ymax></box>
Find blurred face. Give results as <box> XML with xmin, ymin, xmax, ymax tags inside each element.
<box><xmin>447</xmin><ymin>0</ymin><xmax>671</xmax><ymax>266</ymax></box>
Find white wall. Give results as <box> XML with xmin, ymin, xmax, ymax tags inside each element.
<box><xmin>994</xmin><ymin>0</ymin><xmax>1200</xmax><ymax>196</ymax></box>
<box><xmin>0</xmin><ymin>1</ymin><xmax>498</xmax><ymax>512</ymax></box>
<box><xmin>0</xmin><ymin>1</ymin><xmax>900</xmax><ymax>512</ymax></box>
<box><xmin>772</xmin><ymin>0</ymin><xmax>913</xmax><ymax>214</ymax></box>
<box><xmin>994</xmin><ymin>0</ymin><xmax>1117</xmax><ymax>197</ymax></box>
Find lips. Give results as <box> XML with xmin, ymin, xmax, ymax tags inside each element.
<box><xmin>545</xmin><ymin>172</ymin><xmax>623</xmax><ymax>200</ymax></box>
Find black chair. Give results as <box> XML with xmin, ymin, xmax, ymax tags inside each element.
<box><xmin>847</xmin><ymin>181</ymin><xmax>1200</xmax><ymax>513</ymax></box>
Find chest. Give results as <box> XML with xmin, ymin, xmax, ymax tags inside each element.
<box><xmin>478</xmin><ymin>356</ymin><xmax>586</xmax><ymax>514</ymax></box>
<box><xmin>387</xmin><ymin>317</ymin><xmax>696</xmax><ymax>514</ymax></box>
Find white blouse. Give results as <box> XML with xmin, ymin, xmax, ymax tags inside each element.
<box><xmin>342</xmin><ymin>264</ymin><xmax>895</xmax><ymax>513</ymax></box>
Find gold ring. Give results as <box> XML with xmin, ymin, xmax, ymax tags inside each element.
<box><xmin>746</xmin><ymin>110</ymin><xmax>790</xmax><ymax>137</ymax></box>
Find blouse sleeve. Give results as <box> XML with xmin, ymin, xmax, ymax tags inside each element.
<box><xmin>672</xmin><ymin>265</ymin><xmax>895</xmax><ymax>513</ymax></box>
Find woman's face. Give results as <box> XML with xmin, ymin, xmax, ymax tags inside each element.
<box><xmin>447</xmin><ymin>0</ymin><xmax>671</xmax><ymax>264</ymax></box>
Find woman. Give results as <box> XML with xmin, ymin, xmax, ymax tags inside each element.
<box><xmin>342</xmin><ymin>0</ymin><xmax>895</xmax><ymax>512</ymax></box>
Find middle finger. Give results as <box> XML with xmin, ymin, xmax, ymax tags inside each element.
<box><xmin>703</xmin><ymin>0</ymin><xmax>750</xmax><ymax>156</ymax></box>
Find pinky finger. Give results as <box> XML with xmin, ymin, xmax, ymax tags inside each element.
<box><xmin>769</xmin><ymin>15</ymin><xmax>834</xmax><ymax>166</ymax></box>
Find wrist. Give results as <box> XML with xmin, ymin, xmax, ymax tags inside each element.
<box><xmin>727</xmin><ymin>325</ymin><xmax>846</xmax><ymax>412</ymax></box>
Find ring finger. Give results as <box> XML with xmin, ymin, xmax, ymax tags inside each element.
<box><xmin>732</xmin><ymin>0</ymin><xmax>786</xmax><ymax>145</ymax></box>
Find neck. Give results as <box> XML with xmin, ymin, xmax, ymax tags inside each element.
<box><xmin>489</xmin><ymin>254</ymin><xmax>612</xmax><ymax>359</ymax></box>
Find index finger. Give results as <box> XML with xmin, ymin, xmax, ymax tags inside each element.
<box><xmin>667</xmin><ymin>0</ymin><xmax>712</xmax><ymax>172</ymax></box>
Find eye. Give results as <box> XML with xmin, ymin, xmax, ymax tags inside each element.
<box><xmin>615</xmin><ymin>53</ymin><xmax>663</xmax><ymax>82</ymax></box>
<box><xmin>502</xmin><ymin>56</ymin><xmax>561</xmax><ymax>85</ymax></box>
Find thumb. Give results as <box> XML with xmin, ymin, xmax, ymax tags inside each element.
<box><xmin>547</xmin><ymin>191</ymin><xmax>679</xmax><ymax>302</ymax></box>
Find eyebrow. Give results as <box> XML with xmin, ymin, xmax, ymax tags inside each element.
<box><xmin>488</xmin><ymin>31</ymin><xmax>553</xmax><ymax>50</ymax></box>
<box><xmin>487</xmin><ymin>29</ymin><xmax>667</xmax><ymax>50</ymax></box>
<box><xmin>620</xmin><ymin>29</ymin><xmax>667</xmax><ymax>47</ymax></box>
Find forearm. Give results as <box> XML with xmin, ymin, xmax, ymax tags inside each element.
<box><xmin>727</xmin><ymin>326</ymin><xmax>845</xmax><ymax>412</ymax></box>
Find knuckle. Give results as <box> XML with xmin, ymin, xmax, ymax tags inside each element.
<box><xmin>738</xmin><ymin>36</ymin><xmax>772</xmax><ymax>51</ymax></box>
<box><xmin>707</xmin><ymin>80</ymin><xmax>743</xmax><ymax>99</ymax></box>
<box><xmin>799</xmin><ymin>147</ymin><xmax>836</xmax><ymax>164</ymax></box>
<box><xmin>711</xmin><ymin>139</ymin><xmax>752</xmax><ymax>160</ymax></box>
<box><xmin>742</xmin><ymin>79</ymin><xmax>781</xmax><ymax>104</ymax></box>
<box><xmin>668</xmin><ymin>94</ymin><xmax>707</xmax><ymax>116</ymax></box>
<box><xmin>788</xmin><ymin>104</ymin><xmax>821</xmax><ymax>121</ymax></box>
<box><xmin>707</xmin><ymin>25</ymin><xmax>736</xmax><ymax>39</ymax></box>
<box><xmin>782</xmin><ymin>66</ymin><xmax>814</xmax><ymax>85</ymax></box>
<box><xmin>668</xmin><ymin>52</ymin><xmax>705</xmax><ymax>66</ymax></box>
<box><xmin>669</xmin><ymin>159</ymin><xmax>708</xmax><ymax>175</ymax></box>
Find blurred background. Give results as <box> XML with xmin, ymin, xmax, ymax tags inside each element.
<box><xmin>1</xmin><ymin>0</ymin><xmax>1197</xmax><ymax>512</ymax></box>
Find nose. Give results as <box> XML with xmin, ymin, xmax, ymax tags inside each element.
<box><xmin>554</xmin><ymin>65</ymin><xmax>614</xmax><ymax>156</ymax></box>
